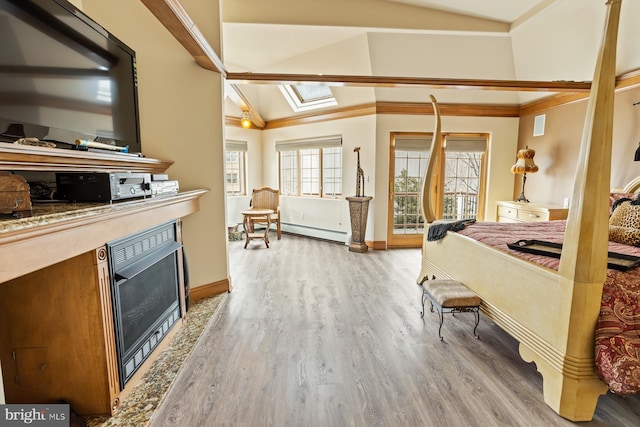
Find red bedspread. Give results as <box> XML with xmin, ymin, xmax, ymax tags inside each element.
<box><xmin>453</xmin><ymin>220</ymin><xmax>640</xmax><ymax>396</ymax></box>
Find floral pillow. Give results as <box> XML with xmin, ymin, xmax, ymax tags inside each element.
<box><xmin>609</xmin><ymin>201</ymin><xmax>640</xmax><ymax>246</ymax></box>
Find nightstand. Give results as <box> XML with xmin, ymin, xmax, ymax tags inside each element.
<box><xmin>496</xmin><ymin>201</ymin><xmax>568</xmax><ymax>223</ymax></box>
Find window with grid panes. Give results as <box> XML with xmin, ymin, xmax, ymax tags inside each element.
<box><xmin>279</xmin><ymin>150</ymin><xmax>298</xmax><ymax>196</ymax></box>
<box><xmin>393</xmin><ymin>147</ymin><xmax>430</xmax><ymax>234</ymax></box>
<box><xmin>224</xmin><ymin>141</ymin><xmax>247</xmax><ymax>196</ymax></box>
<box><xmin>322</xmin><ymin>146</ymin><xmax>342</xmax><ymax>198</ymax></box>
<box><xmin>443</xmin><ymin>151</ymin><xmax>482</xmax><ymax>220</ymax></box>
<box><xmin>276</xmin><ymin>135</ymin><xmax>342</xmax><ymax>198</ymax></box>
<box><xmin>300</xmin><ymin>148</ymin><xmax>320</xmax><ymax>196</ymax></box>
<box><xmin>442</xmin><ymin>136</ymin><xmax>485</xmax><ymax>220</ymax></box>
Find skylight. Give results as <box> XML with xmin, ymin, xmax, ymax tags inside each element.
<box><xmin>279</xmin><ymin>84</ymin><xmax>337</xmax><ymax>112</ymax></box>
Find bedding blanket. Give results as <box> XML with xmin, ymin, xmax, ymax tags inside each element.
<box><xmin>452</xmin><ymin>220</ymin><xmax>640</xmax><ymax>396</ymax></box>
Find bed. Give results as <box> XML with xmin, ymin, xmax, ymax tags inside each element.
<box><xmin>452</xmin><ymin>217</ymin><xmax>640</xmax><ymax>396</ymax></box>
<box><xmin>417</xmin><ymin>0</ymin><xmax>625</xmax><ymax>421</ymax></box>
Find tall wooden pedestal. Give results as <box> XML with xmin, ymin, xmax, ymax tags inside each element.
<box><xmin>346</xmin><ymin>196</ymin><xmax>373</xmax><ymax>253</ymax></box>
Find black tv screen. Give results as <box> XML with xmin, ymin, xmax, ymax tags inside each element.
<box><xmin>0</xmin><ymin>0</ymin><xmax>142</xmax><ymax>154</ymax></box>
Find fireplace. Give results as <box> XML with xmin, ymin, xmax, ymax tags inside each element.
<box><xmin>107</xmin><ymin>221</ymin><xmax>183</xmax><ymax>389</ymax></box>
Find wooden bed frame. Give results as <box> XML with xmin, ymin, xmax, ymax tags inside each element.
<box><xmin>417</xmin><ymin>1</ymin><xmax>624</xmax><ymax>421</ymax></box>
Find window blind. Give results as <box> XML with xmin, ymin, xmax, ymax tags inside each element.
<box><xmin>226</xmin><ymin>140</ymin><xmax>247</xmax><ymax>152</ymax></box>
<box><xmin>394</xmin><ymin>135</ymin><xmax>432</xmax><ymax>152</ymax></box>
<box><xmin>275</xmin><ymin>134</ymin><xmax>342</xmax><ymax>152</ymax></box>
<box><xmin>444</xmin><ymin>136</ymin><xmax>486</xmax><ymax>153</ymax></box>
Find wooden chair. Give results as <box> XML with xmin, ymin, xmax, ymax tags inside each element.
<box><xmin>249</xmin><ymin>187</ymin><xmax>281</xmax><ymax>239</ymax></box>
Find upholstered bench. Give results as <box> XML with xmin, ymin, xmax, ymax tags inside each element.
<box><xmin>421</xmin><ymin>279</ymin><xmax>481</xmax><ymax>341</ymax></box>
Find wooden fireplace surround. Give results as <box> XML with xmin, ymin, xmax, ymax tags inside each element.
<box><xmin>0</xmin><ymin>144</ymin><xmax>206</xmax><ymax>415</ymax></box>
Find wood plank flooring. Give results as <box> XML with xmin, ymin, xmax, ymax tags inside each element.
<box><xmin>150</xmin><ymin>234</ymin><xmax>640</xmax><ymax>426</ymax></box>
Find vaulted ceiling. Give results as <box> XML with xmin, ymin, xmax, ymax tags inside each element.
<box><xmin>219</xmin><ymin>0</ymin><xmax>640</xmax><ymax>124</ymax></box>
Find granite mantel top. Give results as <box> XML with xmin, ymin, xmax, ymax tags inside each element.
<box><xmin>1</xmin><ymin>202</ymin><xmax>112</xmax><ymax>233</ymax></box>
<box><xmin>0</xmin><ymin>190</ymin><xmax>207</xmax><ymax>234</ymax></box>
<box><xmin>0</xmin><ymin>189</ymin><xmax>207</xmax><ymax>284</ymax></box>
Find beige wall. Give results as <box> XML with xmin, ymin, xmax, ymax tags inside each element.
<box><xmin>518</xmin><ymin>86</ymin><xmax>640</xmax><ymax>204</ymax></box>
<box><xmin>0</xmin><ymin>0</ymin><xmax>228</xmax><ymax>400</ymax></box>
<box><xmin>260</xmin><ymin>115</ymin><xmax>376</xmax><ymax>242</ymax></box>
<box><xmin>82</xmin><ymin>0</ymin><xmax>229</xmax><ymax>289</ymax></box>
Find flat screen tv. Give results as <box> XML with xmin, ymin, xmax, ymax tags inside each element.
<box><xmin>0</xmin><ymin>0</ymin><xmax>142</xmax><ymax>154</ymax></box>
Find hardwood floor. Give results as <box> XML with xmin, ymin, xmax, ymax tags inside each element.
<box><xmin>150</xmin><ymin>234</ymin><xmax>640</xmax><ymax>426</ymax></box>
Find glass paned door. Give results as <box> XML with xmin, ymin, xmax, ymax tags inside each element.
<box><xmin>388</xmin><ymin>133</ymin><xmax>486</xmax><ymax>248</ymax></box>
<box><xmin>388</xmin><ymin>134</ymin><xmax>431</xmax><ymax>248</ymax></box>
<box><xmin>442</xmin><ymin>152</ymin><xmax>482</xmax><ymax>220</ymax></box>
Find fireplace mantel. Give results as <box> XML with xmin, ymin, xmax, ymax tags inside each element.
<box><xmin>0</xmin><ymin>190</ymin><xmax>207</xmax><ymax>415</ymax></box>
<box><xmin>0</xmin><ymin>145</ymin><xmax>207</xmax><ymax>414</ymax></box>
<box><xmin>0</xmin><ymin>190</ymin><xmax>207</xmax><ymax>284</ymax></box>
<box><xmin>0</xmin><ymin>143</ymin><xmax>173</xmax><ymax>173</ymax></box>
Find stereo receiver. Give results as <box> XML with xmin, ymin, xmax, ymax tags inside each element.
<box><xmin>55</xmin><ymin>172</ymin><xmax>152</xmax><ymax>202</ymax></box>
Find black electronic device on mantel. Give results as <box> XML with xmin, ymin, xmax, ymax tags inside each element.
<box><xmin>56</xmin><ymin>172</ymin><xmax>152</xmax><ymax>202</ymax></box>
<box><xmin>0</xmin><ymin>0</ymin><xmax>142</xmax><ymax>154</ymax></box>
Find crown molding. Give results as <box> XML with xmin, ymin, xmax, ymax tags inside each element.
<box><xmin>519</xmin><ymin>69</ymin><xmax>640</xmax><ymax>117</ymax></box>
<box><xmin>264</xmin><ymin>104</ymin><xmax>377</xmax><ymax>129</ymax></box>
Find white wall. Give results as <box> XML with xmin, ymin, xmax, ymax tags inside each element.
<box><xmin>261</xmin><ymin>115</ymin><xmax>376</xmax><ymax>242</ymax></box>
<box><xmin>225</xmin><ymin>127</ymin><xmax>263</xmax><ymax>226</ymax></box>
<box><xmin>235</xmin><ymin>111</ymin><xmax>519</xmax><ymax>245</ymax></box>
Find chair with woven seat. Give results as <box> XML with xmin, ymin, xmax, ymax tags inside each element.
<box><xmin>249</xmin><ymin>187</ymin><xmax>281</xmax><ymax>239</ymax></box>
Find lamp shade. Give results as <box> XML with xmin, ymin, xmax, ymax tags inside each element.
<box><xmin>511</xmin><ymin>146</ymin><xmax>539</xmax><ymax>175</ymax></box>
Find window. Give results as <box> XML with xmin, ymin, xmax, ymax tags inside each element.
<box><xmin>392</xmin><ymin>136</ymin><xmax>431</xmax><ymax>236</ymax></box>
<box><xmin>300</xmin><ymin>149</ymin><xmax>320</xmax><ymax>195</ymax></box>
<box><xmin>276</xmin><ymin>135</ymin><xmax>342</xmax><ymax>198</ymax></box>
<box><xmin>442</xmin><ymin>136</ymin><xmax>486</xmax><ymax>220</ymax></box>
<box><xmin>322</xmin><ymin>146</ymin><xmax>342</xmax><ymax>198</ymax></box>
<box><xmin>279</xmin><ymin>150</ymin><xmax>298</xmax><ymax>196</ymax></box>
<box><xmin>225</xmin><ymin>140</ymin><xmax>247</xmax><ymax>196</ymax></box>
<box><xmin>388</xmin><ymin>133</ymin><xmax>487</xmax><ymax>247</ymax></box>
<box><xmin>278</xmin><ymin>84</ymin><xmax>337</xmax><ymax>112</ymax></box>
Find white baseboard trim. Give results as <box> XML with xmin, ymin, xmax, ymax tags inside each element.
<box><xmin>249</xmin><ymin>223</ymin><xmax>349</xmax><ymax>244</ymax></box>
<box><xmin>280</xmin><ymin>223</ymin><xmax>349</xmax><ymax>244</ymax></box>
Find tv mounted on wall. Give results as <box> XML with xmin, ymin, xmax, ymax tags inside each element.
<box><xmin>0</xmin><ymin>0</ymin><xmax>142</xmax><ymax>154</ymax></box>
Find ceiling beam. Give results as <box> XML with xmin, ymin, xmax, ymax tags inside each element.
<box><xmin>140</xmin><ymin>0</ymin><xmax>226</xmax><ymax>75</ymax></box>
<box><xmin>226</xmin><ymin>72</ymin><xmax>591</xmax><ymax>93</ymax></box>
<box><xmin>511</xmin><ymin>0</ymin><xmax>559</xmax><ymax>30</ymax></box>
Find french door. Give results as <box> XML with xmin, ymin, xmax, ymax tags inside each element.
<box><xmin>387</xmin><ymin>132</ymin><xmax>487</xmax><ymax>248</ymax></box>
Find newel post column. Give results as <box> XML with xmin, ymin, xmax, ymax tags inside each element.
<box><xmin>347</xmin><ymin>146</ymin><xmax>372</xmax><ymax>253</ymax></box>
<box><xmin>346</xmin><ymin>196</ymin><xmax>373</xmax><ymax>253</ymax></box>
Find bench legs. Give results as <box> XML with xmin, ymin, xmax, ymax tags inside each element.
<box><xmin>421</xmin><ymin>289</ymin><xmax>480</xmax><ymax>341</ymax></box>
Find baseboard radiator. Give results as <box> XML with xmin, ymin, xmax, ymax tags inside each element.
<box><xmin>256</xmin><ymin>223</ymin><xmax>348</xmax><ymax>244</ymax></box>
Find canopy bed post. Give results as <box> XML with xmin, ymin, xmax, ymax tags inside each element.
<box><xmin>518</xmin><ymin>0</ymin><xmax>622</xmax><ymax>420</ymax></box>
<box><xmin>417</xmin><ymin>0</ymin><xmax>625</xmax><ymax>421</ymax></box>
<box><xmin>417</xmin><ymin>96</ymin><xmax>443</xmax><ymax>285</ymax></box>
<box><xmin>420</xmin><ymin>95</ymin><xmax>443</xmax><ymax>225</ymax></box>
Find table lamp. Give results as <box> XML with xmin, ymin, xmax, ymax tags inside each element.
<box><xmin>511</xmin><ymin>146</ymin><xmax>539</xmax><ymax>203</ymax></box>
